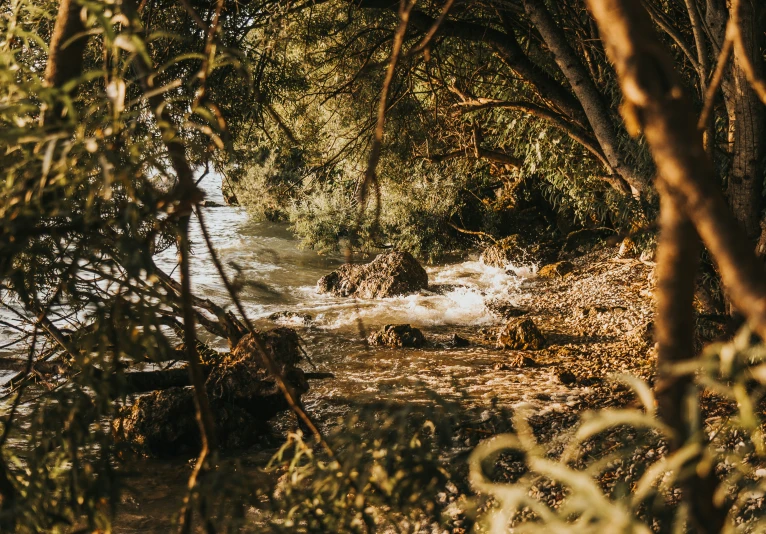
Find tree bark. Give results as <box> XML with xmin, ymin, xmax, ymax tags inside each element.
<box><xmin>724</xmin><ymin>1</ymin><xmax>766</xmax><ymax>242</ymax></box>
<box><xmin>584</xmin><ymin>2</ymin><xmax>764</xmax><ymax>530</ymax></box>
<box><xmin>654</xmin><ymin>191</ymin><xmax>700</xmax><ymax>441</ymax></box>
<box><xmin>652</xmin><ymin>189</ymin><xmax>727</xmax><ymax>533</ymax></box>
<box><xmin>44</xmin><ymin>0</ymin><xmax>87</xmax><ymax>88</ymax></box>
<box><xmin>586</xmin><ymin>0</ymin><xmax>766</xmax><ymax>342</ymax></box>
<box><xmin>705</xmin><ymin>0</ymin><xmax>766</xmax><ymax>244</ymax></box>
<box><xmin>524</xmin><ymin>0</ymin><xmax>648</xmax><ymax>194</ymax></box>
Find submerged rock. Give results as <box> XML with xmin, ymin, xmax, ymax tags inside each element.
<box><xmin>537</xmin><ymin>261</ymin><xmax>574</xmax><ymax>278</ymax></box>
<box><xmin>494</xmin><ymin>355</ymin><xmax>536</xmax><ymax>369</ymax></box>
<box><xmin>450</xmin><ymin>334</ymin><xmax>470</xmax><ymax>347</ymax></box>
<box><xmin>497</xmin><ymin>318</ymin><xmax>546</xmax><ymax>350</ymax></box>
<box><xmin>114</xmin><ymin>328</ymin><xmax>308</xmax><ymax>456</ymax></box>
<box><xmin>556</xmin><ymin>370</ymin><xmax>578</xmax><ymax>385</ymax></box>
<box><xmin>479</xmin><ymin>235</ymin><xmax>526</xmax><ymax>268</ymax></box>
<box><xmin>317</xmin><ymin>251</ymin><xmax>428</xmax><ymax>299</ymax></box>
<box><xmin>485</xmin><ymin>299</ymin><xmax>528</xmax><ymax>319</ymax></box>
<box><xmin>368</xmin><ymin>324</ymin><xmax>426</xmax><ymax>348</ymax></box>
<box><xmin>268</xmin><ymin>310</ymin><xmax>313</xmax><ymax>324</ymax></box>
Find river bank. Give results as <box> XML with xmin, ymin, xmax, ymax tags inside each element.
<box><xmin>111</xmin><ymin>208</ymin><xmax>673</xmax><ymax>531</ymax></box>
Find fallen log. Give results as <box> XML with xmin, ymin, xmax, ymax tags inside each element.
<box><xmin>112</xmin><ymin>367</ymin><xmax>335</xmax><ymax>395</ymax></box>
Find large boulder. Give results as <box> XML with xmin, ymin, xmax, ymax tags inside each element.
<box><xmin>113</xmin><ymin>328</ymin><xmax>308</xmax><ymax>456</ymax></box>
<box><xmin>317</xmin><ymin>251</ymin><xmax>428</xmax><ymax>299</ymax></box>
<box><xmin>367</xmin><ymin>324</ymin><xmax>426</xmax><ymax>348</ymax></box>
<box><xmin>496</xmin><ymin>318</ymin><xmax>546</xmax><ymax>350</ymax></box>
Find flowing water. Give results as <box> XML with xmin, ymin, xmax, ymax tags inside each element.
<box><xmin>0</xmin><ymin>175</ymin><xmax>584</xmax><ymax>531</ymax></box>
<box><xmin>154</xmin><ymin>175</ymin><xmax>577</xmax><ymax>425</ymax></box>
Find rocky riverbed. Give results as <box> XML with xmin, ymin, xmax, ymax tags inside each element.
<box><xmin>111</xmin><ymin>232</ymin><xmax>699</xmax><ymax>531</ymax></box>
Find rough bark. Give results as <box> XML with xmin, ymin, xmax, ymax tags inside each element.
<box><xmin>724</xmin><ymin>0</ymin><xmax>766</xmax><ymax>241</ymax></box>
<box><xmin>586</xmin><ymin>0</ymin><xmax>766</xmax><ymax>341</ymax></box>
<box><xmin>524</xmin><ymin>0</ymin><xmax>648</xmax><ymax>194</ymax></box>
<box><xmin>44</xmin><ymin>0</ymin><xmax>87</xmax><ymax>88</ymax></box>
<box><xmin>587</xmin><ymin>0</ymin><xmax>766</xmax><ymax>527</ymax></box>
<box><xmin>654</xmin><ymin>192</ymin><xmax>700</xmax><ymax>441</ymax></box>
<box><xmin>705</xmin><ymin>0</ymin><xmax>766</xmax><ymax>243</ymax></box>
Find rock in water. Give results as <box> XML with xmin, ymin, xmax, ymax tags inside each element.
<box><xmin>450</xmin><ymin>334</ymin><xmax>470</xmax><ymax>347</ymax></box>
<box><xmin>114</xmin><ymin>328</ymin><xmax>308</xmax><ymax>456</ymax></box>
<box><xmin>485</xmin><ymin>299</ymin><xmax>528</xmax><ymax>319</ymax></box>
<box><xmin>479</xmin><ymin>235</ymin><xmax>525</xmax><ymax>268</ymax></box>
<box><xmin>494</xmin><ymin>354</ymin><xmax>537</xmax><ymax>369</ymax></box>
<box><xmin>268</xmin><ymin>310</ymin><xmax>313</xmax><ymax>324</ymax></box>
<box><xmin>368</xmin><ymin>324</ymin><xmax>426</xmax><ymax>348</ymax></box>
<box><xmin>114</xmin><ymin>388</ymin><xmax>201</xmax><ymax>457</ymax></box>
<box><xmin>496</xmin><ymin>318</ymin><xmax>546</xmax><ymax>350</ymax></box>
<box><xmin>206</xmin><ymin>329</ymin><xmax>309</xmax><ymax>410</ymax></box>
<box><xmin>537</xmin><ymin>261</ymin><xmax>574</xmax><ymax>278</ymax></box>
<box><xmin>317</xmin><ymin>251</ymin><xmax>428</xmax><ymax>299</ymax></box>
<box><xmin>556</xmin><ymin>370</ymin><xmax>577</xmax><ymax>385</ymax></box>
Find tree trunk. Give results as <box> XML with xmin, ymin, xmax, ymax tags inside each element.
<box><xmin>707</xmin><ymin>0</ymin><xmax>766</xmax><ymax>243</ymax></box>
<box><xmin>524</xmin><ymin>0</ymin><xmax>648</xmax><ymax>195</ymax></box>
<box><xmin>654</xmin><ymin>191</ymin><xmax>700</xmax><ymax>443</ymax></box>
<box><xmin>724</xmin><ymin>1</ymin><xmax>766</xmax><ymax>242</ymax></box>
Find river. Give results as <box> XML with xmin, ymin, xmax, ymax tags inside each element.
<box><xmin>1</xmin><ymin>174</ymin><xmax>588</xmax><ymax>531</ymax></box>
<box><xmin>155</xmin><ymin>175</ymin><xmax>578</xmax><ymax>424</ymax></box>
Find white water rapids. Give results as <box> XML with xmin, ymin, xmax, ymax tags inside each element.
<box><xmin>1</xmin><ymin>174</ymin><xmax>583</xmax><ymax>423</ymax></box>
<box><xmin>159</xmin><ymin>175</ymin><xmax>538</xmax><ymax>336</ymax></box>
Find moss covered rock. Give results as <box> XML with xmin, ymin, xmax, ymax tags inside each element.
<box><xmin>537</xmin><ymin>261</ymin><xmax>575</xmax><ymax>278</ymax></box>
<box><xmin>367</xmin><ymin>324</ymin><xmax>426</xmax><ymax>348</ymax></box>
<box><xmin>317</xmin><ymin>251</ymin><xmax>428</xmax><ymax>299</ymax></box>
<box><xmin>496</xmin><ymin>318</ymin><xmax>546</xmax><ymax>350</ymax></box>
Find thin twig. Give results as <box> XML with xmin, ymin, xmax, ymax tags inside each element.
<box><xmin>405</xmin><ymin>0</ymin><xmax>455</xmax><ymax>57</ymax></box>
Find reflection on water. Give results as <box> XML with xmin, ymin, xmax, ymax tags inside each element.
<box><xmin>3</xmin><ymin>174</ymin><xmax>583</xmax><ymax>531</ymax></box>
<box><xmin>1</xmin><ymin>173</ymin><xmax>569</xmax><ymax>412</ymax></box>
<box><xmin>163</xmin><ymin>175</ymin><xmax>538</xmax><ymax>337</ymax></box>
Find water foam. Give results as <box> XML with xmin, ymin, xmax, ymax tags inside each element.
<box><xmin>308</xmin><ymin>259</ymin><xmax>537</xmax><ymax>330</ymax></box>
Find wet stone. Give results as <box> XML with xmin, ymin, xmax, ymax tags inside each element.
<box><xmin>479</xmin><ymin>235</ymin><xmax>526</xmax><ymax>268</ymax></box>
<box><xmin>537</xmin><ymin>261</ymin><xmax>575</xmax><ymax>279</ymax></box>
<box><xmin>556</xmin><ymin>370</ymin><xmax>577</xmax><ymax>385</ymax></box>
<box><xmin>450</xmin><ymin>334</ymin><xmax>470</xmax><ymax>348</ymax></box>
<box><xmin>485</xmin><ymin>299</ymin><xmax>528</xmax><ymax>319</ymax></box>
<box><xmin>494</xmin><ymin>355</ymin><xmax>536</xmax><ymax>370</ymax></box>
<box><xmin>268</xmin><ymin>310</ymin><xmax>313</xmax><ymax>323</ymax></box>
<box><xmin>368</xmin><ymin>324</ymin><xmax>426</xmax><ymax>348</ymax></box>
<box><xmin>497</xmin><ymin>318</ymin><xmax>546</xmax><ymax>351</ymax></box>
<box><xmin>317</xmin><ymin>250</ymin><xmax>428</xmax><ymax>299</ymax></box>
<box><xmin>113</xmin><ymin>328</ymin><xmax>308</xmax><ymax>457</ymax></box>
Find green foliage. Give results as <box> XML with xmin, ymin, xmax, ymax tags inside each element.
<box><xmin>287</xmin><ymin>181</ymin><xmax>360</xmax><ymax>254</ymax></box>
<box><xmin>0</xmin><ymin>0</ymin><xmax>247</xmax><ymax>528</ymax></box>
<box><xmin>467</xmin><ymin>330</ymin><xmax>766</xmax><ymax>532</ymax></box>
<box><xmin>236</xmin><ymin>146</ymin><xmax>308</xmax><ymax>221</ymax></box>
<box><xmin>264</xmin><ymin>401</ymin><xmax>456</xmax><ymax>533</ymax></box>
